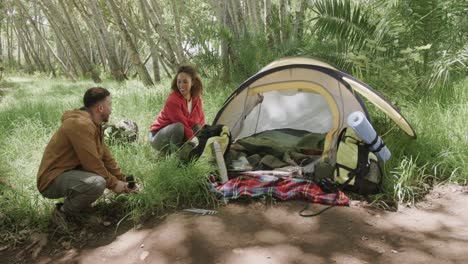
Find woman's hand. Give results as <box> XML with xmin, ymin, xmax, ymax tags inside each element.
<box><xmin>189</xmin><ymin>136</ymin><xmax>199</xmax><ymax>147</ymax></box>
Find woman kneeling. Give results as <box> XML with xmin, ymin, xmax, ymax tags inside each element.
<box><xmin>149</xmin><ymin>65</ymin><xmax>205</xmax><ymax>153</ymax></box>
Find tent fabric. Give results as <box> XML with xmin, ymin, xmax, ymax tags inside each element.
<box><xmin>238</xmin><ymin>90</ymin><xmax>334</xmax><ymax>138</ymax></box>
<box><xmin>260</xmin><ymin>57</ymin><xmax>338</xmax><ymax>72</ymax></box>
<box><xmin>342</xmin><ymin>76</ymin><xmax>415</xmax><ymax>137</ymax></box>
<box><xmin>213</xmin><ymin>56</ymin><xmax>416</xmax><ymax>163</ymax></box>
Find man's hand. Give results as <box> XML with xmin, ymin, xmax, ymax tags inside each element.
<box><xmin>111</xmin><ymin>180</ymin><xmax>128</xmax><ymax>194</ymax></box>
<box><xmin>125</xmin><ymin>175</ymin><xmax>139</xmax><ymax>193</ymax></box>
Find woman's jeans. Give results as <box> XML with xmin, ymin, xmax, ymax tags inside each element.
<box><xmin>150</xmin><ymin>122</ymin><xmax>201</xmax><ymax>153</ymax></box>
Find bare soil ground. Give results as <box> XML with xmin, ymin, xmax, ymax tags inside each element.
<box><xmin>2</xmin><ymin>184</ymin><xmax>468</xmax><ymax>264</ymax></box>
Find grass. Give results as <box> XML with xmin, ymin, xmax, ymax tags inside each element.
<box><xmin>374</xmin><ymin>77</ymin><xmax>468</xmax><ymax>202</ymax></box>
<box><xmin>0</xmin><ymin>76</ymin><xmax>232</xmax><ymax>244</ymax></box>
<box><xmin>0</xmin><ymin>74</ymin><xmax>466</xmax><ymax>245</ymax></box>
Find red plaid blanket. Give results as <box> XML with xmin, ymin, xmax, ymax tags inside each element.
<box><xmin>215</xmin><ymin>172</ymin><xmax>349</xmax><ymax>206</ymax></box>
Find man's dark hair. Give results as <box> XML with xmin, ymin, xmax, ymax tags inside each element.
<box><xmin>83</xmin><ymin>87</ymin><xmax>110</xmax><ymax>108</ymax></box>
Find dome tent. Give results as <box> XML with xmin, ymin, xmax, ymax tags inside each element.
<box><xmin>212</xmin><ymin>57</ymin><xmax>416</xmax><ymax>166</ymax></box>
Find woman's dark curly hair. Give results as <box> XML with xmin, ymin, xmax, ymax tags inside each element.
<box><xmin>171</xmin><ymin>65</ymin><xmax>203</xmax><ymax>97</ymax></box>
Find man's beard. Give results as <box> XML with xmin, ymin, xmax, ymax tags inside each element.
<box><xmin>102</xmin><ymin>114</ymin><xmax>110</xmax><ymax>123</ymax></box>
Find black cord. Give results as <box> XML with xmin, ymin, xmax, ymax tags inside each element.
<box><xmin>298</xmin><ymin>174</ymin><xmax>354</xmax><ymax>218</ymax></box>
<box><xmin>299</xmin><ymin>202</ymin><xmax>335</xmax><ymax>217</ymax></box>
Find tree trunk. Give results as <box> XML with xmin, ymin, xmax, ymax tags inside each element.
<box><xmin>12</xmin><ymin>24</ymin><xmax>30</xmax><ymax>70</ymax></box>
<box><xmin>55</xmin><ymin>32</ymin><xmax>79</xmax><ymax>77</ymax></box>
<box><xmin>39</xmin><ymin>20</ymin><xmax>56</xmax><ymax>76</ymax></box>
<box><xmin>170</xmin><ymin>0</ymin><xmax>184</xmax><ymax>63</ymax></box>
<box><xmin>72</xmin><ymin>1</ymin><xmax>105</xmax><ymax>68</ymax></box>
<box><xmin>0</xmin><ymin>20</ymin><xmax>3</xmax><ymax>63</ymax></box>
<box><xmin>87</xmin><ymin>0</ymin><xmax>126</xmax><ymax>81</ymax></box>
<box><xmin>146</xmin><ymin>0</ymin><xmax>180</xmax><ymax>67</ymax></box>
<box><xmin>293</xmin><ymin>0</ymin><xmax>307</xmax><ymax>42</ymax></box>
<box><xmin>247</xmin><ymin>0</ymin><xmax>259</xmax><ymax>31</ymax></box>
<box><xmin>59</xmin><ymin>1</ymin><xmax>101</xmax><ymax>81</ymax></box>
<box><xmin>138</xmin><ymin>0</ymin><xmax>161</xmax><ymax>82</ymax></box>
<box><xmin>159</xmin><ymin>54</ymin><xmax>172</xmax><ymax>78</ymax></box>
<box><xmin>263</xmin><ymin>0</ymin><xmax>273</xmax><ymax>49</ymax></box>
<box><xmin>40</xmin><ymin>0</ymin><xmax>101</xmax><ymax>82</ymax></box>
<box><xmin>16</xmin><ymin>39</ymin><xmax>22</xmax><ymax>67</ymax></box>
<box><xmin>6</xmin><ymin>16</ymin><xmax>13</xmax><ymax>62</ymax></box>
<box><xmin>34</xmin><ymin>2</ymin><xmax>41</xmax><ymax>59</ymax></box>
<box><xmin>216</xmin><ymin>0</ymin><xmax>230</xmax><ymax>82</ymax></box>
<box><xmin>16</xmin><ymin>21</ymin><xmax>46</xmax><ymax>72</ymax></box>
<box><xmin>279</xmin><ymin>0</ymin><xmax>286</xmax><ymax>46</ymax></box>
<box><xmin>15</xmin><ymin>0</ymin><xmax>75</xmax><ymax>80</ymax></box>
<box><xmin>59</xmin><ymin>2</ymin><xmax>87</xmax><ymax>59</ymax></box>
<box><xmin>227</xmin><ymin>0</ymin><xmax>241</xmax><ymax>36</ymax></box>
<box><xmin>106</xmin><ymin>0</ymin><xmax>154</xmax><ymax>86</ymax></box>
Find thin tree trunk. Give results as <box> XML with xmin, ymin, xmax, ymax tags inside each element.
<box><xmin>106</xmin><ymin>0</ymin><xmax>154</xmax><ymax>86</ymax></box>
<box><xmin>40</xmin><ymin>0</ymin><xmax>101</xmax><ymax>82</ymax></box>
<box><xmin>12</xmin><ymin>25</ymin><xmax>30</xmax><ymax>70</ymax></box>
<box><xmin>0</xmin><ymin>19</ymin><xmax>3</xmax><ymax>63</ymax></box>
<box><xmin>18</xmin><ymin>23</ymin><xmax>45</xmax><ymax>72</ymax></box>
<box><xmin>146</xmin><ymin>0</ymin><xmax>180</xmax><ymax>66</ymax></box>
<box><xmin>151</xmin><ymin>49</ymin><xmax>161</xmax><ymax>82</ymax></box>
<box><xmin>40</xmin><ymin>20</ymin><xmax>56</xmax><ymax>76</ymax></box>
<box><xmin>216</xmin><ymin>0</ymin><xmax>230</xmax><ymax>82</ymax></box>
<box><xmin>264</xmin><ymin>0</ymin><xmax>273</xmax><ymax>49</ymax></box>
<box><xmin>248</xmin><ymin>0</ymin><xmax>259</xmax><ymax>31</ymax></box>
<box><xmin>17</xmin><ymin>32</ymin><xmax>21</xmax><ymax>66</ymax></box>
<box><xmin>72</xmin><ymin>1</ymin><xmax>106</xmax><ymax>68</ymax></box>
<box><xmin>59</xmin><ymin>1</ymin><xmax>88</xmax><ymax>60</ymax></box>
<box><xmin>86</xmin><ymin>0</ymin><xmax>126</xmax><ymax>81</ymax></box>
<box><xmin>138</xmin><ymin>0</ymin><xmax>161</xmax><ymax>82</ymax></box>
<box><xmin>16</xmin><ymin>21</ymin><xmax>46</xmax><ymax>72</ymax></box>
<box><xmin>293</xmin><ymin>0</ymin><xmax>307</xmax><ymax>42</ymax></box>
<box><xmin>279</xmin><ymin>0</ymin><xmax>286</xmax><ymax>46</ymax></box>
<box><xmin>158</xmin><ymin>52</ymin><xmax>173</xmax><ymax>78</ymax></box>
<box><xmin>227</xmin><ymin>0</ymin><xmax>241</xmax><ymax>36</ymax></box>
<box><xmin>6</xmin><ymin>16</ymin><xmax>13</xmax><ymax>62</ymax></box>
<box><xmin>256</xmin><ymin>0</ymin><xmax>264</xmax><ymax>33</ymax></box>
<box><xmin>60</xmin><ymin>1</ymin><xmax>101</xmax><ymax>80</ymax></box>
<box><xmin>235</xmin><ymin>0</ymin><xmax>247</xmax><ymax>34</ymax></box>
<box><xmin>170</xmin><ymin>0</ymin><xmax>184</xmax><ymax>63</ymax></box>
<box><xmin>15</xmin><ymin>0</ymin><xmax>75</xmax><ymax>80</ymax></box>
<box><xmin>55</xmin><ymin>33</ymin><xmax>79</xmax><ymax>77</ymax></box>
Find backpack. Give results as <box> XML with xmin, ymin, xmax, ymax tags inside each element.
<box><xmin>333</xmin><ymin>128</ymin><xmax>383</xmax><ymax>196</ymax></box>
<box><xmin>104</xmin><ymin>119</ymin><xmax>139</xmax><ymax>143</ymax></box>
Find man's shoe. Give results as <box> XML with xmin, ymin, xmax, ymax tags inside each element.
<box><xmin>51</xmin><ymin>203</ymin><xmax>69</xmax><ymax>229</ymax></box>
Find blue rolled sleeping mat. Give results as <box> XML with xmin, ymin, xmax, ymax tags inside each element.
<box><xmin>347</xmin><ymin>111</ymin><xmax>391</xmax><ymax>162</ymax></box>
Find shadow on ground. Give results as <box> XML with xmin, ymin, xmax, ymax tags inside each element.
<box><xmin>4</xmin><ymin>185</ymin><xmax>468</xmax><ymax>264</ymax></box>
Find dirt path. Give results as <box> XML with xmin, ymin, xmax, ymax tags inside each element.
<box><xmin>4</xmin><ymin>184</ymin><xmax>468</xmax><ymax>264</ymax></box>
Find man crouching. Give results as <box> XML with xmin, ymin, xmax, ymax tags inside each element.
<box><xmin>37</xmin><ymin>87</ymin><xmax>136</xmax><ymax>224</ymax></box>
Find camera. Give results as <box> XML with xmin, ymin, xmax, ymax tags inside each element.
<box><xmin>126</xmin><ymin>175</ymin><xmax>136</xmax><ymax>189</ymax></box>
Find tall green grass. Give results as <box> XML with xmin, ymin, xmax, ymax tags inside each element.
<box><xmin>0</xmin><ymin>76</ymin><xmax>233</xmax><ymax>244</ymax></box>
<box><xmin>377</xmin><ymin>77</ymin><xmax>468</xmax><ymax>201</ymax></box>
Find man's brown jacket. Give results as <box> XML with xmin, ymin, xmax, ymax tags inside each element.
<box><xmin>37</xmin><ymin>109</ymin><xmax>125</xmax><ymax>192</ymax></box>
